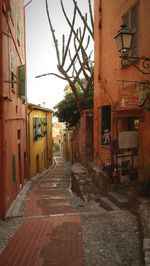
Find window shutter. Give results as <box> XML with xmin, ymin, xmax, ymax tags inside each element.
<box><xmin>131</xmin><ymin>5</ymin><xmax>138</xmax><ymax>28</ymax></box>
<box><xmin>122</xmin><ymin>3</ymin><xmax>138</xmax><ymax>60</ymax></box>
<box><xmin>131</xmin><ymin>4</ymin><xmax>138</xmax><ymax>57</ymax></box>
<box><xmin>18</xmin><ymin>65</ymin><xmax>26</xmax><ymax>99</ymax></box>
<box><xmin>122</xmin><ymin>12</ymin><xmax>129</xmax><ymax>27</ymax></box>
<box><xmin>35</xmin><ymin>117</ymin><xmax>39</xmax><ymax>126</ymax></box>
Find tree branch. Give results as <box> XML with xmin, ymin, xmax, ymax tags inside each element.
<box><xmin>74</xmin><ymin>35</ymin><xmax>90</xmax><ymax>82</ymax></box>
<box><xmin>65</xmin><ymin>23</ymin><xmax>87</xmax><ymax>74</ymax></box>
<box><xmin>61</xmin><ymin>0</ymin><xmax>77</xmax><ymax>66</ymax></box>
<box><xmin>58</xmin><ymin>65</ymin><xmax>82</xmax><ymax>111</ymax></box>
<box><xmin>35</xmin><ymin>72</ymin><xmax>68</xmax><ymax>80</ymax></box>
<box><xmin>45</xmin><ymin>0</ymin><xmax>61</xmax><ymax>65</ymax></box>
<box><xmin>73</xmin><ymin>0</ymin><xmax>94</xmax><ymax>39</ymax></box>
<box><xmin>88</xmin><ymin>0</ymin><xmax>94</xmax><ymax>33</ymax></box>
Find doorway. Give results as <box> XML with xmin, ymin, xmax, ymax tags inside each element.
<box><xmin>18</xmin><ymin>143</ymin><xmax>22</xmax><ymax>189</ymax></box>
<box><xmin>36</xmin><ymin>154</ymin><xmax>40</xmax><ymax>173</ymax></box>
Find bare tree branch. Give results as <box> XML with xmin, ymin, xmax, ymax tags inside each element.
<box><xmin>61</xmin><ymin>0</ymin><xmax>77</xmax><ymax>66</ymax></box>
<box><xmin>62</xmin><ymin>34</ymin><xmax>65</xmax><ymax>63</ymax></box>
<box><xmin>45</xmin><ymin>0</ymin><xmax>61</xmax><ymax>65</ymax></box>
<box><xmin>73</xmin><ymin>0</ymin><xmax>93</xmax><ymax>39</ymax></box>
<box><xmin>58</xmin><ymin>65</ymin><xmax>82</xmax><ymax>111</ymax></box>
<box><xmin>74</xmin><ymin>36</ymin><xmax>90</xmax><ymax>82</ymax></box>
<box><xmin>88</xmin><ymin>0</ymin><xmax>94</xmax><ymax>33</ymax></box>
<box><xmin>39</xmin><ymin>0</ymin><xmax>94</xmax><ymax>112</ymax></box>
<box><xmin>35</xmin><ymin>72</ymin><xmax>68</xmax><ymax>80</ymax></box>
<box><xmin>65</xmin><ymin>24</ymin><xmax>87</xmax><ymax>74</ymax></box>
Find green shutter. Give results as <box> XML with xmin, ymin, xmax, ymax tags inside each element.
<box><xmin>18</xmin><ymin>65</ymin><xmax>26</xmax><ymax>98</ymax></box>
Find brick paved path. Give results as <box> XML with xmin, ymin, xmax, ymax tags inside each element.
<box><xmin>0</xmin><ymin>157</ymin><xmax>84</xmax><ymax>266</ymax></box>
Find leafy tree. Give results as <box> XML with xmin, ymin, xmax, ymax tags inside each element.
<box><xmin>53</xmin><ymin>142</ymin><xmax>60</xmax><ymax>152</ymax></box>
<box><xmin>36</xmin><ymin>0</ymin><xmax>94</xmax><ymax>112</ymax></box>
<box><xmin>54</xmin><ymin>82</ymin><xmax>93</xmax><ymax>128</ymax></box>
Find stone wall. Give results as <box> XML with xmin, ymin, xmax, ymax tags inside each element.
<box><xmin>139</xmin><ymin>200</ymin><xmax>150</xmax><ymax>266</ymax></box>
<box><xmin>72</xmin><ymin>109</ymin><xmax>93</xmax><ymax>165</ymax></box>
<box><xmin>88</xmin><ymin>163</ymin><xmax>112</xmax><ymax>196</ymax></box>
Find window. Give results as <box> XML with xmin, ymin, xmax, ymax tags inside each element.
<box><xmin>101</xmin><ymin>105</ymin><xmax>111</xmax><ymax>145</ymax></box>
<box><xmin>18</xmin><ymin>65</ymin><xmax>26</xmax><ymax>99</ymax></box>
<box><xmin>17</xmin><ymin>129</ymin><xmax>21</xmax><ymax>140</ymax></box>
<box><xmin>122</xmin><ymin>3</ymin><xmax>138</xmax><ymax>58</ymax></box>
<box><xmin>127</xmin><ymin>117</ymin><xmax>139</xmax><ymax>131</ymax></box>
<box><xmin>12</xmin><ymin>154</ymin><xmax>16</xmax><ymax>183</ymax></box>
<box><xmin>10</xmin><ymin>50</ymin><xmax>15</xmax><ymax>91</ymax></box>
<box><xmin>42</xmin><ymin>117</ymin><xmax>47</xmax><ymax>136</ymax></box>
<box><xmin>33</xmin><ymin>117</ymin><xmax>42</xmax><ymax>141</ymax></box>
<box><xmin>117</xmin><ymin>117</ymin><xmax>139</xmax><ymax>132</ymax></box>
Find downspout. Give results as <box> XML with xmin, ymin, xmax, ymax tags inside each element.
<box><xmin>0</xmin><ymin>0</ymin><xmax>6</xmax><ymax>219</ymax></box>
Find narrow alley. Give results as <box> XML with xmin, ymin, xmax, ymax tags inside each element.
<box><xmin>0</xmin><ymin>156</ymin><xmax>143</xmax><ymax>266</ymax></box>
<box><xmin>0</xmin><ymin>0</ymin><xmax>150</xmax><ymax>265</ymax></box>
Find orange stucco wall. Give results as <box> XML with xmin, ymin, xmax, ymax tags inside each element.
<box><xmin>94</xmin><ymin>0</ymin><xmax>150</xmax><ymax>181</ymax></box>
<box><xmin>0</xmin><ymin>0</ymin><xmax>27</xmax><ymax>218</ymax></box>
<box><xmin>73</xmin><ymin>109</ymin><xmax>93</xmax><ymax>165</ymax></box>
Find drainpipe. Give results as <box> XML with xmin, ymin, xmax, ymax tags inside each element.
<box><xmin>0</xmin><ymin>0</ymin><xmax>6</xmax><ymax>219</ymax></box>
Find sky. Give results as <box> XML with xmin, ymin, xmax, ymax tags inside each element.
<box><xmin>24</xmin><ymin>0</ymin><xmax>94</xmax><ymax>110</ymax></box>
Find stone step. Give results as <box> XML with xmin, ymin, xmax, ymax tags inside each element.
<box><xmin>107</xmin><ymin>191</ymin><xmax>129</xmax><ymax>209</ymax></box>
<box><xmin>99</xmin><ymin>197</ymin><xmax>121</xmax><ymax>212</ymax></box>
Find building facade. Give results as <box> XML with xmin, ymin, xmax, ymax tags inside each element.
<box><xmin>52</xmin><ymin>121</ymin><xmax>63</xmax><ymax>152</ymax></box>
<box><xmin>0</xmin><ymin>0</ymin><xmax>27</xmax><ymax>219</ymax></box>
<box><xmin>62</xmin><ymin>128</ymin><xmax>73</xmax><ymax>164</ymax></box>
<box><xmin>28</xmin><ymin>104</ymin><xmax>53</xmax><ymax>178</ymax></box>
<box><xmin>94</xmin><ymin>0</ymin><xmax>150</xmax><ymax>184</ymax></box>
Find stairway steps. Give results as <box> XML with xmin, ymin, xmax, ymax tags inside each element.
<box><xmin>107</xmin><ymin>191</ymin><xmax>129</xmax><ymax>209</ymax></box>
<box><xmin>99</xmin><ymin>197</ymin><xmax>121</xmax><ymax>212</ymax></box>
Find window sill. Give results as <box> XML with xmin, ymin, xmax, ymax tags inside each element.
<box><xmin>101</xmin><ymin>144</ymin><xmax>110</xmax><ymax>149</ymax></box>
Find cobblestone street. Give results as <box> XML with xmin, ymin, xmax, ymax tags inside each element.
<box><xmin>0</xmin><ymin>156</ymin><xmax>144</xmax><ymax>265</ymax></box>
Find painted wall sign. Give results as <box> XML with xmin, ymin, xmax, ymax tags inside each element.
<box><xmin>118</xmin><ymin>83</ymin><xmax>139</xmax><ymax>109</ymax></box>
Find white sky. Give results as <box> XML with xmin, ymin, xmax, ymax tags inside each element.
<box><xmin>24</xmin><ymin>0</ymin><xmax>94</xmax><ymax>110</ymax></box>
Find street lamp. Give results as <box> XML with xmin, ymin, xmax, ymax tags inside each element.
<box><xmin>114</xmin><ymin>25</ymin><xmax>134</xmax><ymax>55</ymax></box>
<box><xmin>114</xmin><ymin>25</ymin><xmax>150</xmax><ymax>74</ymax></box>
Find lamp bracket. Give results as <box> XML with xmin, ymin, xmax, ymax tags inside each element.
<box><xmin>120</xmin><ymin>56</ymin><xmax>150</xmax><ymax>74</ymax></box>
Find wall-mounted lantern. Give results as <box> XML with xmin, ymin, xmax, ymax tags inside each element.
<box><xmin>114</xmin><ymin>25</ymin><xmax>150</xmax><ymax>74</ymax></box>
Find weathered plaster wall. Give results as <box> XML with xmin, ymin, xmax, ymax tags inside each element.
<box><xmin>94</xmin><ymin>0</ymin><xmax>150</xmax><ymax>181</ymax></box>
